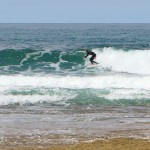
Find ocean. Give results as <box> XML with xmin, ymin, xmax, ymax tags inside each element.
<box><xmin>0</xmin><ymin>23</ymin><xmax>150</xmax><ymax>147</ymax></box>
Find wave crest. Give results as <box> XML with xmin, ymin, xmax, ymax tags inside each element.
<box><xmin>0</xmin><ymin>48</ymin><xmax>150</xmax><ymax>75</ymax></box>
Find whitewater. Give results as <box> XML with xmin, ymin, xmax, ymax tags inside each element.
<box><xmin>0</xmin><ymin>46</ymin><xmax>150</xmax><ymax>106</ymax></box>
<box><xmin>0</xmin><ymin>24</ymin><xmax>150</xmax><ymax>147</ymax></box>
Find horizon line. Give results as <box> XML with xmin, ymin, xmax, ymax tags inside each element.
<box><xmin>0</xmin><ymin>22</ymin><xmax>150</xmax><ymax>24</ymax></box>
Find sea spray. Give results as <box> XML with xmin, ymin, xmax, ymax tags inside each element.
<box><xmin>93</xmin><ymin>47</ymin><xmax>150</xmax><ymax>75</ymax></box>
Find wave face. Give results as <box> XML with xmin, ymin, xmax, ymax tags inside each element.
<box><xmin>0</xmin><ymin>48</ymin><xmax>85</xmax><ymax>75</ymax></box>
<box><xmin>0</xmin><ymin>24</ymin><xmax>150</xmax><ymax>106</ymax></box>
<box><xmin>0</xmin><ymin>47</ymin><xmax>150</xmax><ymax>75</ymax></box>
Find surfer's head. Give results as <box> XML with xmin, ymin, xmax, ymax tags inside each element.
<box><xmin>84</xmin><ymin>49</ymin><xmax>88</xmax><ymax>53</ymax></box>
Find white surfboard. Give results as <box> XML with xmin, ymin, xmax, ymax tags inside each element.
<box><xmin>86</xmin><ymin>63</ymin><xmax>100</xmax><ymax>68</ymax></box>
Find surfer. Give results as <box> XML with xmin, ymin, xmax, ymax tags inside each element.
<box><xmin>84</xmin><ymin>49</ymin><xmax>98</xmax><ymax>64</ymax></box>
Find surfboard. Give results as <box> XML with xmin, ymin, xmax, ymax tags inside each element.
<box><xmin>86</xmin><ymin>63</ymin><xmax>100</xmax><ymax>68</ymax></box>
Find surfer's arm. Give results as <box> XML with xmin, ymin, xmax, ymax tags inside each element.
<box><xmin>84</xmin><ymin>53</ymin><xmax>89</xmax><ymax>58</ymax></box>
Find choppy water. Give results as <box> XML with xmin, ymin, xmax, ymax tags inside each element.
<box><xmin>0</xmin><ymin>24</ymin><xmax>150</xmax><ymax>146</ymax></box>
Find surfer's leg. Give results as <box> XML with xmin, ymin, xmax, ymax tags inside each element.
<box><xmin>93</xmin><ymin>61</ymin><xmax>99</xmax><ymax>64</ymax></box>
<box><xmin>90</xmin><ymin>56</ymin><xmax>98</xmax><ymax>64</ymax></box>
<box><xmin>89</xmin><ymin>57</ymin><xmax>94</xmax><ymax>64</ymax></box>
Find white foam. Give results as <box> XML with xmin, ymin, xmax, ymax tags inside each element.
<box><xmin>0</xmin><ymin>82</ymin><xmax>77</xmax><ymax>105</ymax></box>
<box><xmin>93</xmin><ymin>47</ymin><xmax>150</xmax><ymax>75</ymax></box>
<box><xmin>0</xmin><ymin>94</ymin><xmax>76</xmax><ymax>105</ymax></box>
<box><xmin>0</xmin><ymin>74</ymin><xmax>150</xmax><ymax>90</ymax></box>
<box><xmin>0</xmin><ymin>70</ymin><xmax>150</xmax><ymax>105</ymax></box>
<box><xmin>102</xmin><ymin>88</ymin><xmax>150</xmax><ymax>100</ymax></box>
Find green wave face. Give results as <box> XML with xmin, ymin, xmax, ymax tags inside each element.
<box><xmin>0</xmin><ymin>49</ymin><xmax>85</xmax><ymax>74</ymax></box>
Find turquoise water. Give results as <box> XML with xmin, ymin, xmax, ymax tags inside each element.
<box><xmin>0</xmin><ymin>24</ymin><xmax>150</xmax><ymax>106</ymax></box>
<box><xmin>1</xmin><ymin>24</ymin><xmax>150</xmax><ymax>146</ymax></box>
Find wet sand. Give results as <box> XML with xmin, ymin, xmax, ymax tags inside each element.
<box><xmin>0</xmin><ymin>106</ymin><xmax>150</xmax><ymax>149</ymax></box>
<box><xmin>1</xmin><ymin>138</ymin><xmax>150</xmax><ymax>150</ymax></box>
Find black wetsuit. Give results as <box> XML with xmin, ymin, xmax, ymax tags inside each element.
<box><xmin>85</xmin><ymin>51</ymin><xmax>98</xmax><ymax>64</ymax></box>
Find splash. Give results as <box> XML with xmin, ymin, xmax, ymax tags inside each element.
<box><xmin>93</xmin><ymin>47</ymin><xmax>150</xmax><ymax>75</ymax></box>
